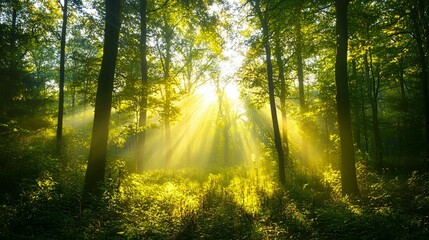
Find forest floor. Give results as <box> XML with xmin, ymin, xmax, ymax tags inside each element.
<box><xmin>1</xmin><ymin>127</ymin><xmax>429</xmax><ymax>239</ymax></box>
<box><xmin>1</xmin><ymin>164</ymin><xmax>429</xmax><ymax>239</ymax></box>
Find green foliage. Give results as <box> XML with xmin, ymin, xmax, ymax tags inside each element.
<box><xmin>0</xmin><ymin>127</ymin><xmax>56</xmax><ymax>198</ymax></box>
<box><xmin>1</xmin><ymin>0</ymin><xmax>429</xmax><ymax>239</ymax></box>
<box><xmin>318</xmin><ymin>161</ymin><xmax>429</xmax><ymax>239</ymax></box>
<box><xmin>2</xmin><ymin>143</ymin><xmax>428</xmax><ymax>240</ymax></box>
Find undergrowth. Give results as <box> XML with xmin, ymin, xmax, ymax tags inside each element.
<box><xmin>0</xmin><ymin>130</ymin><xmax>428</xmax><ymax>239</ymax></box>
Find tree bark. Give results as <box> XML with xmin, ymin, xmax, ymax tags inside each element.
<box><xmin>254</xmin><ymin>0</ymin><xmax>285</xmax><ymax>185</ymax></box>
<box><xmin>360</xmin><ymin>62</ymin><xmax>369</xmax><ymax>153</ymax></box>
<box><xmin>368</xmin><ymin>49</ymin><xmax>383</xmax><ymax>171</ymax></box>
<box><xmin>84</xmin><ymin>0</ymin><xmax>122</xmax><ymax>197</ymax></box>
<box><xmin>296</xmin><ymin>12</ymin><xmax>306</xmax><ymax>112</ymax></box>
<box><xmin>137</xmin><ymin>0</ymin><xmax>148</xmax><ymax>172</ymax></box>
<box><xmin>411</xmin><ymin>5</ymin><xmax>429</xmax><ymax>162</ymax></box>
<box><xmin>335</xmin><ymin>0</ymin><xmax>359</xmax><ymax>196</ymax></box>
<box><xmin>163</xmin><ymin>26</ymin><xmax>173</xmax><ymax>165</ymax></box>
<box><xmin>56</xmin><ymin>0</ymin><xmax>68</xmax><ymax>154</ymax></box>
<box><xmin>274</xmin><ymin>33</ymin><xmax>289</xmax><ymax>166</ymax></box>
<box><xmin>3</xmin><ymin>2</ymin><xmax>18</xmax><ymax>116</ymax></box>
<box><xmin>296</xmin><ymin>9</ymin><xmax>308</xmax><ymax>165</ymax></box>
<box><xmin>351</xmin><ymin>59</ymin><xmax>361</xmax><ymax>149</ymax></box>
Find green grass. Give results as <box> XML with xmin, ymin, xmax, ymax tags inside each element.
<box><xmin>1</xmin><ymin>158</ymin><xmax>429</xmax><ymax>239</ymax></box>
<box><xmin>0</xmin><ymin>127</ymin><xmax>428</xmax><ymax>239</ymax></box>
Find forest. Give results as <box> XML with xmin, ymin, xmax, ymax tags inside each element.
<box><xmin>1</xmin><ymin>0</ymin><xmax>429</xmax><ymax>239</ymax></box>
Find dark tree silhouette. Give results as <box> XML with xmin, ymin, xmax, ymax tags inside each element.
<box><xmin>84</xmin><ymin>0</ymin><xmax>122</xmax><ymax>197</ymax></box>
<box><xmin>335</xmin><ymin>0</ymin><xmax>359</xmax><ymax>196</ymax></box>
<box><xmin>56</xmin><ymin>0</ymin><xmax>68</xmax><ymax>154</ymax></box>
<box><xmin>252</xmin><ymin>0</ymin><xmax>286</xmax><ymax>185</ymax></box>
<box><xmin>137</xmin><ymin>0</ymin><xmax>148</xmax><ymax>172</ymax></box>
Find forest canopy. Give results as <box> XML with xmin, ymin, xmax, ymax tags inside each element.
<box><xmin>1</xmin><ymin>0</ymin><xmax>429</xmax><ymax>239</ymax></box>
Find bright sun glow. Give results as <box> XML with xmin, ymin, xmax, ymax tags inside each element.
<box><xmin>224</xmin><ymin>82</ymin><xmax>240</xmax><ymax>101</ymax></box>
<box><xmin>195</xmin><ymin>82</ymin><xmax>217</xmax><ymax>104</ymax></box>
<box><xmin>195</xmin><ymin>81</ymin><xmax>241</xmax><ymax>105</ymax></box>
<box><xmin>138</xmin><ymin>78</ymin><xmax>255</xmax><ymax>169</ymax></box>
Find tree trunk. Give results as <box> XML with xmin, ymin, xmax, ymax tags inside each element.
<box><xmin>398</xmin><ymin>58</ymin><xmax>406</xmax><ymax>103</ymax></box>
<box><xmin>296</xmin><ymin>14</ymin><xmax>306</xmax><ymax>112</ymax></box>
<box><xmin>351</xmin><ymin>60</ymin><xmax>361</xmax><ymax>149</ymax></box>
<box><xmin>224</xmin><ymin>121</ymin><xmax>230</xmax><ymax>164</ymax></box>
<box><xmin>274</xmin><ymin>34</ymin><xmax>289</xmax><ymax>166</ymax></box>
<box><xmin>56</xmin><ymin>0</ymin><xmax>68</xmax><ymax>154</ymax></box>
<box><xmin>324</xmin><ymin>116</ymin><xmax>330</xmax><ymax>162</ymax></box>
<box><xmin>412</xmin><ymin>5</ymin><xmax>429</xmax><ymax>162</ymax></box>
<box><xmin>398</xmin><ymin>59</ymin><xmax>406</xmax><ymax>158</ymax></box>
<box><xmin>360</xmin><ymin>63</ymin><xmax>369</xmax><ymax>153</ymax></box>
<box><xmin>335</xmin><ymin>0</ymin><xmax>359</xmax><ymax>196</ymax></box>
<box><xmin>417</xmin><ymin>0</ymin><xmax>429</xmax><ymax>55</ymax></box>
<box><xmin>368</xmin><ymin>50</ymin><xmax>383</xmax><ymax>171</ymax></box>
<box><xmin>84</xmin><ymin>0</ymin><xmax>122</xmax><ymax>197</ymax></box>
<box><xmin>296</xmin><ymin>7</ymin><xmax>308</xmax><ymax>165</ymax></box>
<box><xmin>137</xmin><ymin>0</ymin><xmax>148</xmax><ymax>173</ymax></box>
<box><xmin>254</xmin><ymin>0</ymin><xmax>285</xmax><ymax>185</ymax></box>
<box><xmin>3</xmin><ymin>1</ymin><xmax>18</xmax><ymax>116</ymax></box>
<box><xmin>370</xmin><ymin>97</ymin><xmax>383</xmax><ymax>171</ymax></box>
<box><xmin>71</xmin><ymin>85</ymin><xmax>75</xmax><ymax>112</ymax></box>
<box><xmin>164</xmin><ymin>28</ymin><xmax>173</xmax><ymax>165</ymax></box>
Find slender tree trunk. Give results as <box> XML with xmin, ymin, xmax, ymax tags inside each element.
<box><xmin>165</xmin><ymin>111</ymin><xmax>171</xmax><ymax>165</ymax></box>
<box><xmin>164</xmin><ymin>30</ymin><xmax>172</xmax><ymax>165</ymax></box>
<box><xmin>185</xmin><ymin>48</ymin><xmax>192</xmax><ymax>164</ymax></box>
<box><xmin>398</xmin><ymin>59</ymin><xmax>406</xmax><ymax>158</ymax></box>
<box><xmin>398</xmin><ymin>58</ymin><xmax>406</xmax><ymax>103</ymax></box>
<box><xmin>324</xmin><ymin>116</ymin><xmax>330</xmax><ymax>162</ymax></box>
<box><xmin>417</xmin><ymin>0</ymin><xmax>429</xmax><ymax>55</ymax></box>
<box><xmin>137</xmin><ymin>0</ymin><xmax>148</xmax><ymax>172</ymax></box>
<box><xmin>71</xmin><ymin>58</ymin><xmax>77</xmax><ymax>113</ymax></box>
<box><xmin>412</xmin><ymin>5</ymin><xmax>429</xmax><ymax>162</ymax></box>
<box><xmin>296</xmin><ymin>7</ymin><xmax>308</xmax><ymax>165</ymax></box>
<box><xmin>71</xmin><ymin>85</ymin><xmax>75</xmax><ymax>112</ymax></box>
<box><xmin>296</xmin><ymin>33</ymin><xmax>307</xmax><ymax>112</ymax></box>
<box><xmin>368</xmin><ymin>50</ymin><xmax>383</xmax><ymax>171</ymax></box>
<box><xmin>83</xmin><ymin>78</ymin><xmax>88</xmax><ymax>112</ymax></box>
<box><xmin>360</xmin><ymin>67</ymin><xmax>369</xmax><ymax>153</ymax></box>
<box><xmin>215</xmin><ymin>84</ymin><xmax>226</xmax><ymax>165</ymax></box>
<box><xmin>56</xmin><ymin>0</ymin><xmax>68</xmax><ymax>154</ymax></box>
<box><xmin>4</xmin><ymin>2</ymin><xmax>17</xmax><ymax>116</ymax></box>
<box><xmin>218</xmin><ymin>91</ymin><xmax>230</xmax><ymax>165</ymax></box>
<box><xmin>364</xmin><ymin>50</ymin><xmax>383</xmax><ymax>171</ymax></box>
<box><xmin>274</xmin><ymin>34</ymin><xmax>289</xmax><ymax>166</ymax></box>
<box><xmin>351</xmin><ymin>59</ymin><xmax>361</xmax><ymax>148</ymax></box>
<box><xmin>335</xmin><ymin>0</ymin><xmax>359</xmax><ymax>196</ymax></box>
<box><xmin>296</xmin><ymin>16</ymin><xmax>306</xmax><ymax>112</ymax></box>
<box><xmin>370</xmin><ymin>96</ymin><xmax>383</xmax><ymax>171</ymax></box>
<box><xmin>224</xmin><ymin>120</ymin><xmax>230</xmax><ymax>165</ymax></box>
<box><xmin>254</xmin><ymin>0</ymin><xmax>285</xmax><ymax>185</ymax></box>
<box><xmin>84</xmin><ymin>0</ymin><xmax>122</xmax><ymax>197</ymax></box>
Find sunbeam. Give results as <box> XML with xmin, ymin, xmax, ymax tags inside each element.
<box><xmin>133</xmin><ymin>81</ymin><xmax>262</xmax><ymax>171</ymax></box>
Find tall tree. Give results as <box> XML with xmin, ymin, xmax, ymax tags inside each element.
<box><xmin>365</xmin><ymin>48</ymin><xmax>383</xmax><ymax>171</ymax></box>
<box><xmin>137</xmin><ymin>0</ymin><xmax>148</xmax><ymax>172</ymax></box>
<box><xmin>335</xmin><ymin>0</ymin><xmax>359</xmax><ymax>196</ymax></box>
<box><xmin>6</xmin><ymin>1</ymin><xmax>18</xmax><ymax>117</ymax></box>
<box><xmin>162</xmin><ymin>20</ymin><xmax>174</xmax><ymax>165</ymax></box>
<box><xmin>251</xmin><ymin>0</ymin><xmax>286</xmax><ymax>185</ymax></box>
<box><xmin>273</xmin><ymin>29</ymin><xmax>290</xmax><ymax>167</ymax></box>
<box><xmin>56</xmin><ymin>0</ymin><xmax>68</xmax><ymax>154</ymax></box>
<box><xmin>411</xmin><ymin>1</ymin><xmax>429</xmax><ymax>163</ymax></box>
<box><xmin>84</xmin><ymin>0</ymin><xmax>122</xmax><ymax>197</ymax></box>
<box><xmin>294</xmin><ymin>0</ymin><xmax>308</xmax><ymax>165</ymax></box>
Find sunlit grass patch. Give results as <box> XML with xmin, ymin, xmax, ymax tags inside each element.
<box><xmin>227</xmin><ymin>176</ymin><xmax>261</xmax><ymax>215</ymax></box>
<box><xmin>3</xmin><ymin>156</ymin><xmax>429</xmax><ymax>239</ymax></box>
<box><xmin>225</xmin><ymin>163</ymin><xmax>279</xmax><ymax>215</ymax></box>
<box><xmin>104</xmin><ymin>161</ymin><xmax>283</xmax><ymax>238</ymax></box>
